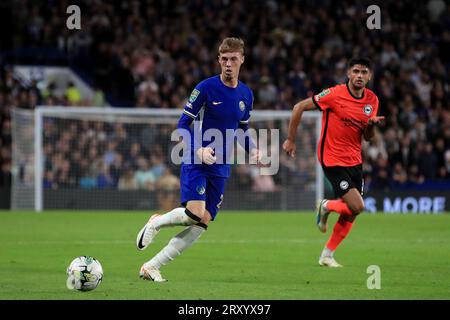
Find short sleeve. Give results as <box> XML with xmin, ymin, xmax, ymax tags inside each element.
<box><xmin>312</xmin><ymin>87</ymin><xmax>336</xmax><ymax>111</ymax></box>
<box><xmin>240</xmin><ymin>89</ymin><xmax>253</xmax><ymax>125</ymax></box>
<box><xmin>183</xmin><ymin>81</ymin><xmax>207</xmax><ymax>119</ymax></box>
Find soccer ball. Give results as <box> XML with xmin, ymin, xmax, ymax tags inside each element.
<box><xmin>66</xmin><ymin>256</ymin><xmax>103</xmax><ymax>291</ymax></box>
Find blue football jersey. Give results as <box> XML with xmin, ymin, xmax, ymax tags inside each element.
<box><xmin>178</xmin><ymin>75</ymin><xmax>254</xmax><ymax>177</ymax></box>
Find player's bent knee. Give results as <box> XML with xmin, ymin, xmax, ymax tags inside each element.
<box><xmin>186</xmin><ymin>202</ymin><xmax>206</xmax><ymax>220</ymax></box>
<box><xmin>200</xmin><ymin>211</ymin><xmax>212</xmax><ymax>225</ymax></box>
<box><xmin>355</xmin><ymin>203</ymin><xmax>365</xmax><ymax>214</ymax></box>
<box><xmin>348</xmin><ymin>202</ymin><xmax>364</xmax><ymax>215</ymax></box>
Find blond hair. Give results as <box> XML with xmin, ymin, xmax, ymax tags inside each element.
<box><xmin>218</xmin><ymin>37</ymin><xmax>245</xmax><ymax>55</ymax></box>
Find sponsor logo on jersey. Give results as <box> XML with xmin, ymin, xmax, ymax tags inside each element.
<box><xmin>212</xmin><ymin>101</ymin><xmax>223</xmax><ymax>105</ymax></box>
<box><xmin>189</xmin><ymin>89</ymin><xmax>200</xmax><ymax>103</ymax></box>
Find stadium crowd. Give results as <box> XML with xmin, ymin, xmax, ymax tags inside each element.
<box><xmin>1</xmin><ymin>0</ymin><xmax>449</xmax><ymax>193</ymax></box>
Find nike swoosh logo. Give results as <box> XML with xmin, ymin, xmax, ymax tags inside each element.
<box><xmin>138</xmin><ymin>226</ymin><xmax>147</xmax><ymax>249</ymax></box>
<box><xmin>212</xmin><ymin>101</ymin><xmax>223</xmax><ymax>105</ymax></box>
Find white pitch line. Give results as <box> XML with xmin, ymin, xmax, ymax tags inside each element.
<box><xmin>4</xmin><ymin>238</ymin><xmax>448</xmax><ymax>246</ymax></box>
<box><xmin>6</xmin><ymin>239</ymin><xmax>319</xmax><ymax>246</ymax></box>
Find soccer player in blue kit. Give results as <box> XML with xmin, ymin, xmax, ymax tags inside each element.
<box><xmin>136</xmin><ymin>38</ymin><xmax>261</xmax><ymax>282</ymax></box>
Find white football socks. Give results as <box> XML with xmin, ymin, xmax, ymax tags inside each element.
<box><xmin>321</xmin><ymin>247</ymin><xmax>334</xmax><ymax>258</ymax></box>
<box><xmin>323</xmin><ymin>200</ymin><xmax>329</xmax><ymax>211</ymax></box>
<box><xmin>153</xmin><ymin>207</ymin><xmax>200</xmax><ymax>230</ymax></box>
<box><xmin>145</xmin><ymin>224</ymin><xmax>206</xmax><ymax>269</ymax></box>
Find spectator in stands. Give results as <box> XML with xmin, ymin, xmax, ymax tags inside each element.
<box><xmin>251</xmin><ymin>166</ymin><xmax>279</xmax><ymax>192</ymax></box>
<box><xmin>258</xmin><ymin>76</ymin><xmax>278</xmax><ymax>109</ymax></box>
<box><xmin>444</xmin><ymin>150</ymin><xmax>450</xmax><ymax>177</ymax></box>
<box><xmin>155</xmin><ymin>168</ymin><xmax>180</xmax><ymax>212</ymax></box>
<box><xmin>134</xmin><ymin>156</ymin><xmax>156</xmax><ymax>191</ymax></box>
<box><xmin>419</xmin><ymin>142</ymin><xmax>438</xmax><ymax>179</ymax></box>
<box><xmin>109</xmin><ymin>153</ymin><xmax>124</xmax><ymax>188</ymax></box>
<box><xmin>408</xmin><ymin>164</ymin><xmax>425</xmax><ymax>187</ymax></box>
<box><xmin>392</xmin><ymin>162</ymin><xmax>408</xmax><ymax>188</ymax></box>
<box><xmin>103</xmin><ymin>141</ymin><xmax>118</xmax><ymax>167</ymax></box>
<box><xmin>43</xmin><ymin>170</ymin><xmax>55</xmax><ymax>189</ymax></box>
<box><xmin>149</xmin><ymin>152</ymin><xmax>166</xmax><ymax>181</ymax></box>
<box><xmin>97</xmin><ymin>163</ymin><xmax>114</xmax><ymax>189</ymax></box>
<box><xmin>118</xmin><ymin>166</ymin><xmax>138</xmax><ymax>190</ymax></box>
<box><xmin>79</xmin><ymin>169</ymin><xmax>97</xmax><ymax>189</ymax></box>
<box><xmin>66</xmin><ymin>81</ymin><xmax>82</xmax><ymax>105</ymax></box>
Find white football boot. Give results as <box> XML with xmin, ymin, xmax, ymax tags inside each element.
<box><xmin>318</xmin><ymin>256</ymin><xmax>343</xmax><ymax>268</ymax></box>
<box><xmin>316</xmin><ymin>199</ymin><xmax>330</xmax><ymax>233</ymax></box>
<box><xmin>136</xmin><ymin>214</ymin><xmax>160</xmax><ymax>250</ymax></box>
<box><xmin>139</xmin><ymin>265</ymin><xmax>167</xmax><ymax>282</ymax></box>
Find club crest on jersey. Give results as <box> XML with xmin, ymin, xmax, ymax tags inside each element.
<box><xmin>239</xmin><ymin>101</ymin><xmax>245</xmax><ymax>111</ymax></box>
<box><xmin>339</xmin><ymin>180</ymin><xmax>349</xmax><ymax>190</ymax></box>
<box><xmin>189</xmin><ymin>89</ymin><xmax>200</xmax><ymax>103</ymax></box>
<box><xmin>196</xmin><ymin>185</ymin><xmax>205</xmax><ymax>195</ymax></box>
<box><xmin>363</xmin><ymin>104</ymin><xmax>373</xmax><ymax>116</ymax></box>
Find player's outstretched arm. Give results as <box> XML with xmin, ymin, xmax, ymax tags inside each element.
<box><xmin>363</xmin><ymin>116</ymin><xmax>385</xmax><ymax>141</ymax></box>
<box><xmin>282</xmin><ymin>97</ymin><xmax>316</xmax><ymax>158</ymax></box>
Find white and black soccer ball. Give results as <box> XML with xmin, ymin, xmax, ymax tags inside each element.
<box><xmin>66</xmin><ymin>256</ymin><xmax>103</xmax><ymax>291</ymax></box>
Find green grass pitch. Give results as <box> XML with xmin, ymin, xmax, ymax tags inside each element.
<box><xmin>0</xmin><ymin>210</ymin><xmax>449</xmax><ymax>300</ymax></box>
